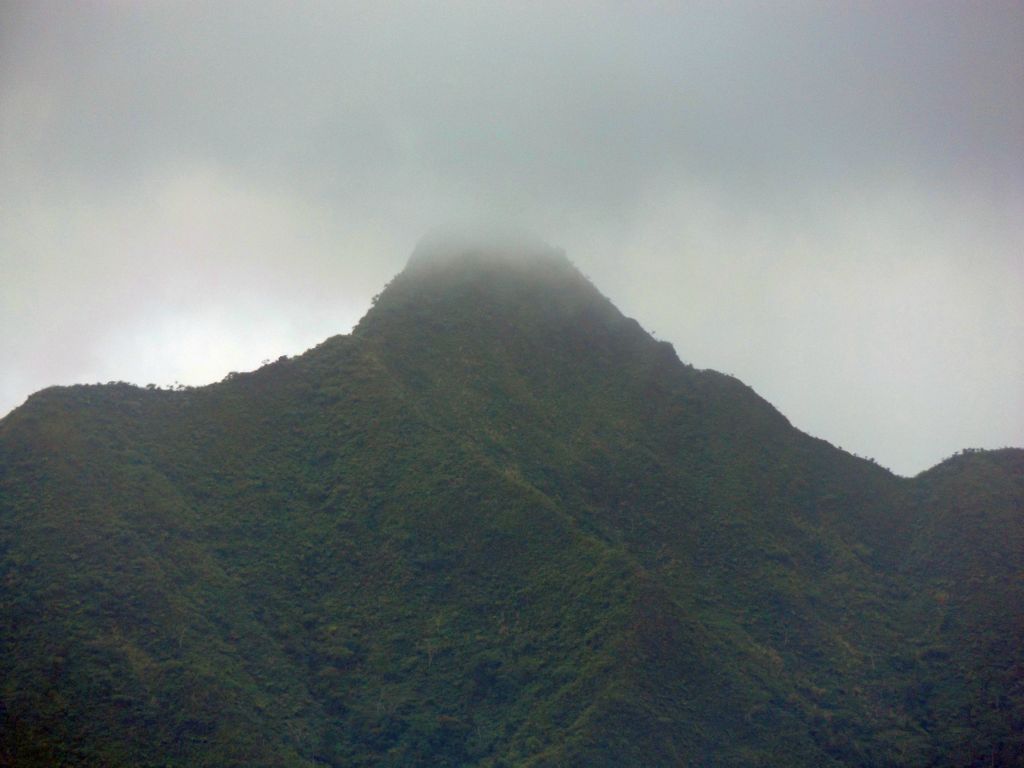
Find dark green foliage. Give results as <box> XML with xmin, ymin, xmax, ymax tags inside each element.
<box><xmin>1</xmin><ymin>244</ymin><xmax>1021</xmax><ymax>766</ymax></box>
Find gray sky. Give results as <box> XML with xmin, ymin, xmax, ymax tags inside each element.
<box><xmin>2</xmin><ymin>1</ymin><xmax>1022</xmax><ymax>476</ymax></box>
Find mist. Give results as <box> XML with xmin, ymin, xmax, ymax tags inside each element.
<box><xmin>2</xmin><ymin>2</ymin><xmax>1022</xmax><ymax>475</ymax></box>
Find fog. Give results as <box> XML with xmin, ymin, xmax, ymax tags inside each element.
<box><xmin>2</xmin><ymin>2</ymin><xmax>1022</xmax><ymax>475</ymax></box>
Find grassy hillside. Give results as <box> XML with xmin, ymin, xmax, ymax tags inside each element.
<box><xmin>1</xmin><ymin>242</ymin><xmax>1021</xmax><ymax>766</ymax></box>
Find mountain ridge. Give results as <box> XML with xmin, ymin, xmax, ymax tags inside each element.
<box><xmin>1</xmin><ymin>241</ymin><xmax>1021</xmax><ymax>766</ymax></box>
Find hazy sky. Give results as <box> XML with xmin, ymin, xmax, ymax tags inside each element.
<box><xmin>2</xmin><ymin>2</ymin><xmax>1022</xmax><ymax>475</ymax></box>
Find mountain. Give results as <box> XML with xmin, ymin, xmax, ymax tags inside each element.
<box><xmin>1</xmin><ymin>236</ymin><xmax>1021</xmax><ymax>766</ymax></box>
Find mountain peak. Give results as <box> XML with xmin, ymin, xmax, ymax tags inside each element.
<box><xmin>357</xmin><ymin>228</ymin><xmax>612</xmax><ymax>341</ymax></box>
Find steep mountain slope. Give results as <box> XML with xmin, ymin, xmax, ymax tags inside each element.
<box><xmin>1</xmin><ymin>238</ymin><xmax>1021</xmax><ymax>766</ymax></box>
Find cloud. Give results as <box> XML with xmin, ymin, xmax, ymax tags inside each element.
<box><xmin>2</xmin><ymin>1</ymin><xmax>1022</xmax><ymax>474</ymax></box>
<box><xmin>0</xmin><ymin>162</ymin><xmax>390</xmax><ymax>404</ymax></box>
<box><xmin>600</xmin><ymin>174</ymin><xmax>1024</xmax><ymax>473</ymax></box>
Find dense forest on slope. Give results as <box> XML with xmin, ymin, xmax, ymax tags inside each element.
<box><xmin>1</xmin><ymin>240</ymin><xmax>1021</xmax><ymax>766</ymax></box>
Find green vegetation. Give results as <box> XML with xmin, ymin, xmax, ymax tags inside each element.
<box><xmin>1</xmin><ymin>244</ymin><xmax>1021</xmax><ymax>765</ymax></box>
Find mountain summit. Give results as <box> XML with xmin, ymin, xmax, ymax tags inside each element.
<box><xmin>1</xmin><ymin>239</ymin><xmax>1021</xmax><ymax>766</ymax></box>
<box><xmin>366</xmin><ymin>226</ymin><xmax>605</xmax><ymax>332</ymax></box>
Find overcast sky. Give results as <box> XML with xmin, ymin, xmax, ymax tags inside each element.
<box><xmin>2</xmin><ymin>1</ymin><xmax>1022</xmax><ymax>476</ymax></box>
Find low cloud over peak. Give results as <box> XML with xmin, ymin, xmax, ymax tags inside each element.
<box><xmin>2</xmin><ymin>1</ymin><xmax>1022</xmax><ymax>475</ymax></box>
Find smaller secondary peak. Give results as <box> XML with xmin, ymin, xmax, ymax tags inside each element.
<box><xmin>405</xmin><ymin>224</ymin><xmax>570</xmax><ymax>274</ymax></box>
